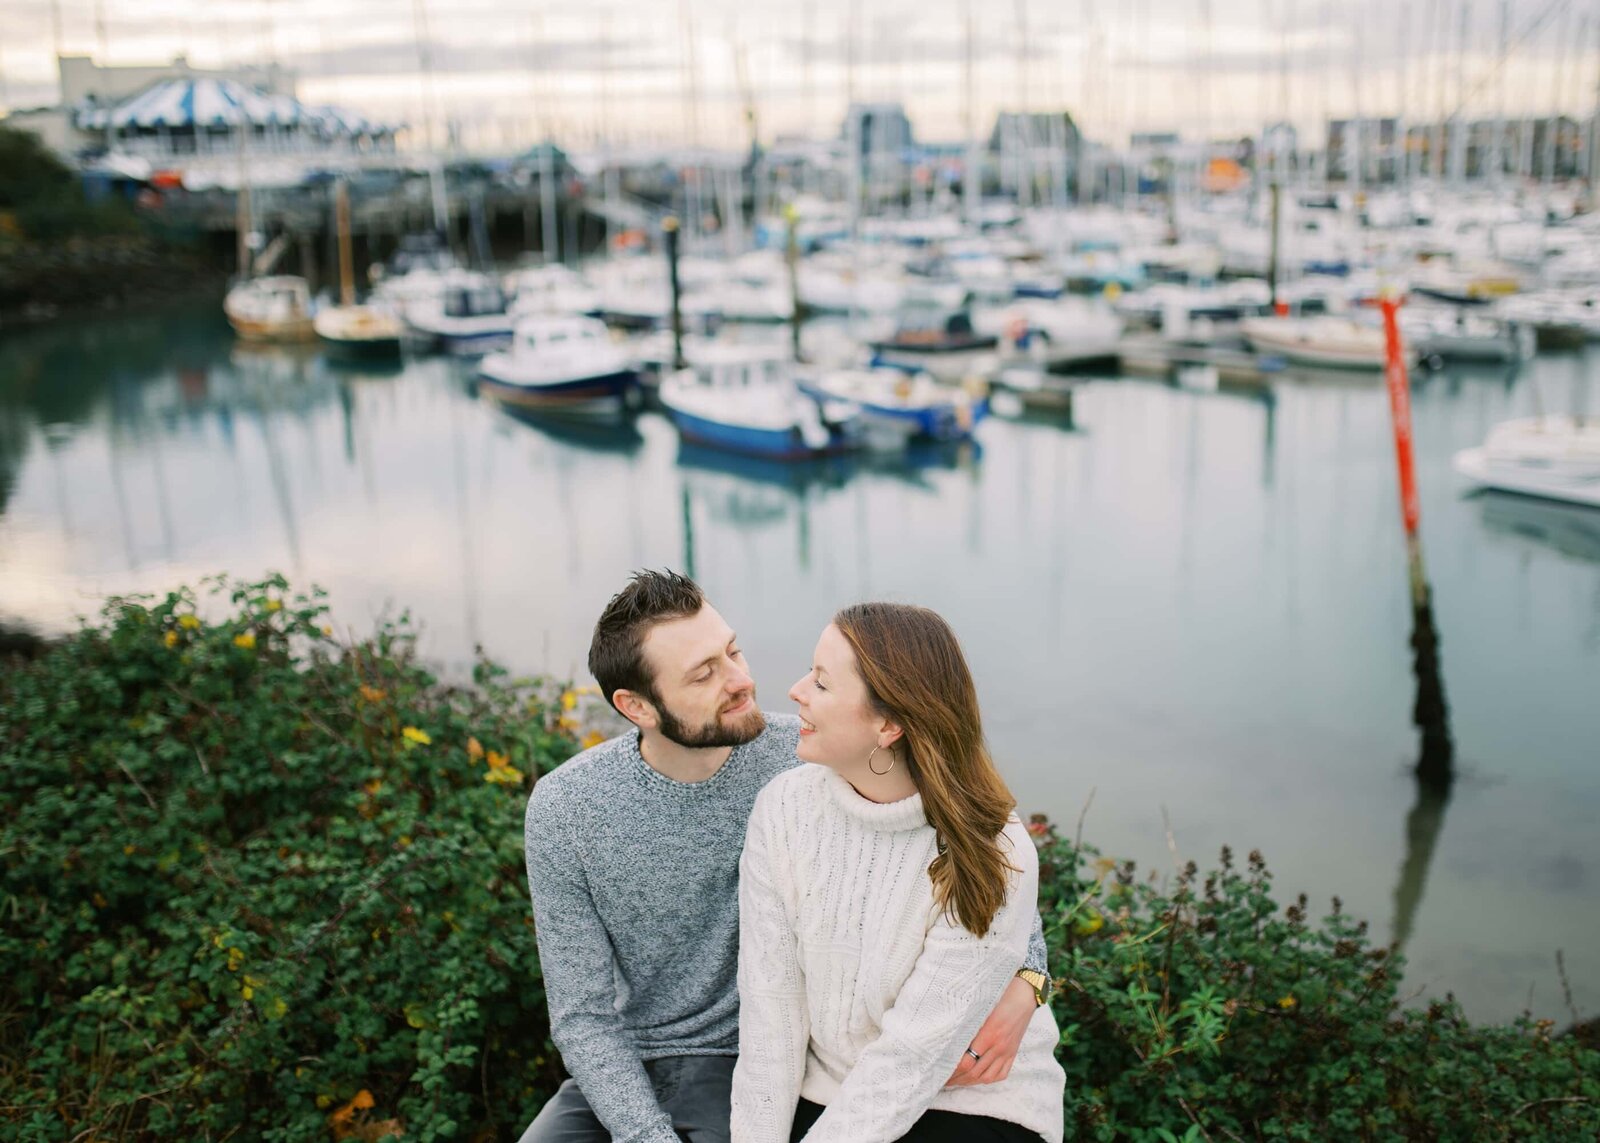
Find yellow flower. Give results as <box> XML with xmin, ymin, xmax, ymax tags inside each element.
<box><xmin>178</xmin><ymin>614</ymin><xmax>201</xmax><ymax>630</ymax></box>
<box><xmin>484</xmin><ymin>763</ymin><xmax>525</xmax><ymax>785</ymax></box>
<box><xmin>242</xmin><ymin>986</ymin><xmax>254</xmax><ymax>1000</ymax></box>
<box><xmin>401</xmin><ymin>726</ymin><xmax>431</xmax><ymax>746</ymax></box>
<box><xmin>265</xmin><ymin>599</ymin><xmax>282</xmax><ymax>612</ymax></box>
<box><xmin>466</xmin><ymin>737</ymin><xmax>485</xmax><ymax>762</ymax></box>
<box><xmin>557</xmin><ymin>714</ymin><xmax>579</xmax><ymax>733</ymax></box>
<box><xmin>561</xmin><ymin>690</ymin><xmax>579</xmax><ymax>711</ymax></box>
<box><xmin>581</xmin><ymin>730</ymin><xmax>606</xmax><ymax>750</ymax></box>
<box><xmin>226</xmin><ymin>947</ymin><xmax>244</xmax><ymax>972</ymax></box>
<box><xmin>1277</xmin><ymin>995</ymin><xmax>1297</xmax><ymax>1010</ymax></box>
<box><xmin>486</xmin><ymin>750</ymin><xmax>510</xmax><ymax>771</ymax></box>
<box><xmin>123</xmin><ymin>844</ymin><xmax>136</xmax><ymax>856</ymax></box>
<box><xmin>363</xmin><ymin>779</ymin><xmax>381</xmax><ymax>796</ymax></box>
<box><xmin>321</xmin><ymin>625</ymin><xmax>333</xmax><ymax>637</ymax></box>
<box><xmin>233</xmin><ymin>632</ymin><xmax>256</xmax><ymax>650</ymax></box>
<box><xmin>359</xmin><ymin>685</ymin><xmax>386</xmax><ymax>703</ymax></box>
<box><xmin>163</xmin><ymin>630</ymin><xmax>179</xmax><ymax>648</ymax></box>
<box><xmin>1075</xmin><ymin>911</ymin><xmax>1105</xmax><ymax>936</ymax></box>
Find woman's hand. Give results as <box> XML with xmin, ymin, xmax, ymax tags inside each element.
<box><xmin>944</xmin><ymin>976</ymin><xmax>1037</xmax><ymax>1087</ymax></box>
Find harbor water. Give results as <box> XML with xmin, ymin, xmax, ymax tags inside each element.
<box><xmin>1</xmin><ymin>301</ymin><xmax>1596</xmax><ymax>1025</ymax></box>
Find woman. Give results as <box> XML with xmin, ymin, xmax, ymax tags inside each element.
<box><xmin>731</xmin><ymin>604</ymin><xmax>1064</xmax><ymax>1143</ymax></box>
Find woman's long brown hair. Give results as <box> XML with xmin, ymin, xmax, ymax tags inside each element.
<box><xmin>833</xmin><ymin>603</ymin><xmax>1018</xmax><ymax>938</ymax></box>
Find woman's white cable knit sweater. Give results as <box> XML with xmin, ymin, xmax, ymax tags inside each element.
<box><xmin>730</xmin><ymin>763</ymin><xmax>1065</xmax><ymax>1143</ymax></box>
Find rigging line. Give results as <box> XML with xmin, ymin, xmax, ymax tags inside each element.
<box><xmin>1446</xmin><ymin>0</ymin><xmax>1571</xmax><ymax>119</ymax></box>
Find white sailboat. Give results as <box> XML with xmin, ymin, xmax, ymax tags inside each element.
<box><xmin>225</xmin><ymin>276</ymin><xmax>316</xmax><ymax>343</ymax></box>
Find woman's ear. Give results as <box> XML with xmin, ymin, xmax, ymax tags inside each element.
<box><xmin>877</xmin><ymin>720</ymin><xmax>904</xmax><ymax>750</ymax></box>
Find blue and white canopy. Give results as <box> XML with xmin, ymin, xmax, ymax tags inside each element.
<box><xmin>76</xmin><ymin>78</ymin><xmax>394</xmax><ymax>136</ymax></box>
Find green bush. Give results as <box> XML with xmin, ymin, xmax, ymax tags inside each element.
<box><xmin>1</xmin><ymin>577</ymin><xmax>581</xmax><ymax>1142</ymax></box>
<box><xmin>2</xmin><ymin>579</ymin><xmax>1595</xmax><ymax>1141</ymax></box>
<box><xmin>0</xmin><ymin>126</ymin><xmax>139</xmax><ymax>244</ymax></box>
<box><xmin>1032</xmin><ymin>818</ymin><xmax>1600</xmax><ymax>1141</ymax></box>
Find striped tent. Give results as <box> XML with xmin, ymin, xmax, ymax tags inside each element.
<box><xmin>75</xmin><ymin>78</ymin><xmax>390</xmax><ymax>137</ymax></box>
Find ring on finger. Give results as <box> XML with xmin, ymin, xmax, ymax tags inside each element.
<box><xmin>965</xmin><ymin>1048</ymin><xmax>982</xmax><ymax>1062</ymax></box>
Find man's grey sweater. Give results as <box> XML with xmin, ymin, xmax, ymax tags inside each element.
<box><xmin>523</xmin><ymin>714</ymin><xmax>1048</xmax><ymax>1143</ymax></box>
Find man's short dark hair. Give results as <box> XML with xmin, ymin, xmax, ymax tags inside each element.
<box><xmin>589</xmin><ymin>569</ymin><xmax>706</xmax><ymax>712</ymax></box>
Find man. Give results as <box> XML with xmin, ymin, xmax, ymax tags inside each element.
<box><xmin>522</xmin><ymin>570</ymin><xmax>1051</xmax><ymax>1143</ymax></box>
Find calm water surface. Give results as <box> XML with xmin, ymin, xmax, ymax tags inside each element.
<box><xmin>2</xmin><ymin>302</ymin><xmax>1596</xmax><ymax>1023</ymax></box>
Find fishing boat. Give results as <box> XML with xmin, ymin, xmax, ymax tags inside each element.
<box><xmin>225</xmin><ymin>276</ymin><xmax>316</xmax><ymax>343</ymax></box>
<box><xmin>1239</xmin><ymin>315</ymin><xmax>1404</xmax><ymax>371</ymax></box>
<box><xmin>867</xmin><ymin>309</ymin><xmax>1001</xmax><ymax>382</ymax></box>
<box><xmin>476</xmin><ymin>316</ymin><xmax>640</xmax><ymax>416</ymax></box>
<box><xmin>657</xmin><ymin>349</ymin><xmax>863</xmax><ymax>459</ymax></box>
<box><xmin>796</xmin><ymin>367</ymin><xmax>987</xmax><ymax>442</ymax></box>
<box><xmin>405</xmin><ymin>273</ymin><xmax>515</xmax><ymax>356</ymax></box>
<box><xmin>1453</xmin><ymin>417</ymin><xmax>1600</xmax><ymax>509</ymax></box>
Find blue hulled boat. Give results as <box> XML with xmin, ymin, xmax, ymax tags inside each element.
<box><xmin>657</xmin><ymin>349</ymin><xmax>863</xmax><ymax>460</ymax></box>
<box><xmin>796</xmin><ymin>367</ymin><xmax>987</xmax><ymax>442</ymax></box>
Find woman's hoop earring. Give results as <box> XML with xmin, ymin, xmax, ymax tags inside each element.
<box><xmin>867</xmin><ymin>745</ymin><xmax>896</xmax><ymax>776</ymax></box>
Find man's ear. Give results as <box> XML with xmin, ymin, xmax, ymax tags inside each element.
<box><xmin>612</xmin><ymin>688</ymin><xmax>657</xmax><ymax>732</ymax></box>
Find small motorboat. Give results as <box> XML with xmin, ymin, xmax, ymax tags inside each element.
<box><xmin>477</xmin><ymin>315</ymin><xmax>641</xmax><ymax>416</ymax></box>
<box><xmin>658</xmin><ymin>349</ymin><xmax>863</xmax><ymax>459</ymax></box>
<box><xmin>796</xmin><ymin>367</ymin><xmax>987</xmax><ymax>442</ymax></box>
<box><xmin>505</xmin><ymin>264</ymin><xmax>602</xmax><ymax>318</ymax></box>
<box><xmin>1493</xmin><ymin>292</ymin><xmax>1599</xmax><ymax>350</ymax></box>
<box><xmin>1453</xmin><ymin>416</ymin><xmax>1600</xmax><ymax>508</ymax></box>
<box><xmin>225</xmin><ymin>276</ymin><xmax>316</xmax><ymax>343</ymax></box>
<box><xmin>979</xmin><ymin>298</ymin><xmax>1125</xmax><ymax>371</ymax></box>
<box><xmin>1240</xmin><ymin>314</ymin><xmax>1406</xmax><ymax>371</ymax></box>
<box><xmin>405</xmin><ymin>273</ymin><xmax>515</xmax><ymax>356</ymax></box>
<box><xmin>1400</xmin><ymin>306</ymin><xmax>1535</xmax><ymax>364</ymax></box>
<box><xmin>867</xmin><ymin>309</ymin><xmax>1001</xmax><ymax>382</ymax></box>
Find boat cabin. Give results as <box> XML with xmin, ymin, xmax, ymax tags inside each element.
<box><xmin>443</xmin><ymin>283</ymin><xmax>508</xmax><ymax>319</ymax></box>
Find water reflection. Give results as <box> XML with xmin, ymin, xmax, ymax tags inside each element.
<box><xmin>1392</xmin><ymin>778</ymin><xmax>1453</xmax><ymax>950</ymax></box>
<box><xmin>1474</xmin><ymin>491</ymin><xmax>1600</xmax><ymax>566</ymax></box>
<box><xmin>1</xmin><ymin>303</ymin><xmax>1598</xmax><ymax>1023</ymax></box>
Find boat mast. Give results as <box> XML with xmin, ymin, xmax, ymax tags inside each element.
<box><xmin>964</xmin><ymin>0</ymin><xmax>978</xmax><ymax>226</ymax></box>
<box><xmin>336</xmin><ymin>178</ymin><xmax>355</xmax><ymax>307</ymax></box>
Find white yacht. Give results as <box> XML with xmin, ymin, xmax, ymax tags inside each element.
<box><xmin>1453</xmin><ymin>417</ymin><xmax>1600</xmax><ymax>509</ymax></box>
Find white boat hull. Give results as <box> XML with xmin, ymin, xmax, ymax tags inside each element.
<box><xmin>1454</xmin><ymin>447</ymin><xmax>1600</xmax><ymax>508</ymax></box>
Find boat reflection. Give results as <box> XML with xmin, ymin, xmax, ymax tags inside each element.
<box><xmin>1470</xmin><ymin>489</ymin><xmax>1600</xmax><ymax>564</ymax></box>
<box><xmin>488</xmin><ymin>398</ymin><xmax>646</xmax><ymax>456</ymax></box>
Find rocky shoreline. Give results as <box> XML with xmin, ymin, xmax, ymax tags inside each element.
<box><xmin>0</xmin><ymin>235</ymin><xmax>226</xmax><ymax>331</ymax></box>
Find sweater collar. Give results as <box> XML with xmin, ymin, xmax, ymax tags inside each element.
<box><xmin>628</xmin><ymin>729</ymin><xmax>744</xmax><ymax>794</ymax></box>
<box><xmin>820</xmin><ymin>765</ymin><xmax>928</xmax><ymax>832</ymax></box>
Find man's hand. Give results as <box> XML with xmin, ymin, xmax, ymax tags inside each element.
<box><xmin>945</xmin><ymin>976</ymin><xmax>1037</xmax><ymax>1087</ymax></box>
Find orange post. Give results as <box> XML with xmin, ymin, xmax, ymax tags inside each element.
<box><xmin>1379</xmin><ymin>296</ymin><xmax>1420</xmax><ymax>539</ymax></box>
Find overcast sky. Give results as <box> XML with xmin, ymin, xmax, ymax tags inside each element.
<box><xmin>2</xmin><ymin>0</ymin><xmax>1598</xmax><ymax>150</ymax></box>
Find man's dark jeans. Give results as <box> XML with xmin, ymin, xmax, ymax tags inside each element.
<box><xmin>517</xmin><ymin>1055</ymin><xmax>735</xmax><ymax>1143</ymax></box>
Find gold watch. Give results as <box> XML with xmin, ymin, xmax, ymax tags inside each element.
<box><xmin>1016</xmin><ymin>968</ymin><xmax>1050</xmax><ymax>1007</ymax></box>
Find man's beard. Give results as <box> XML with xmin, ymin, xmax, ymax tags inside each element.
<box><xmin>655</xmin><ymin>692</ymin><xmax>766</xmax><ymax>749</ymax></box>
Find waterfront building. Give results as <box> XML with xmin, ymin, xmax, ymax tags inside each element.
<box><xmin>2</xmin><ymin>54</ymin><xmax>398</xmax><ymax>189</ymax></box>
